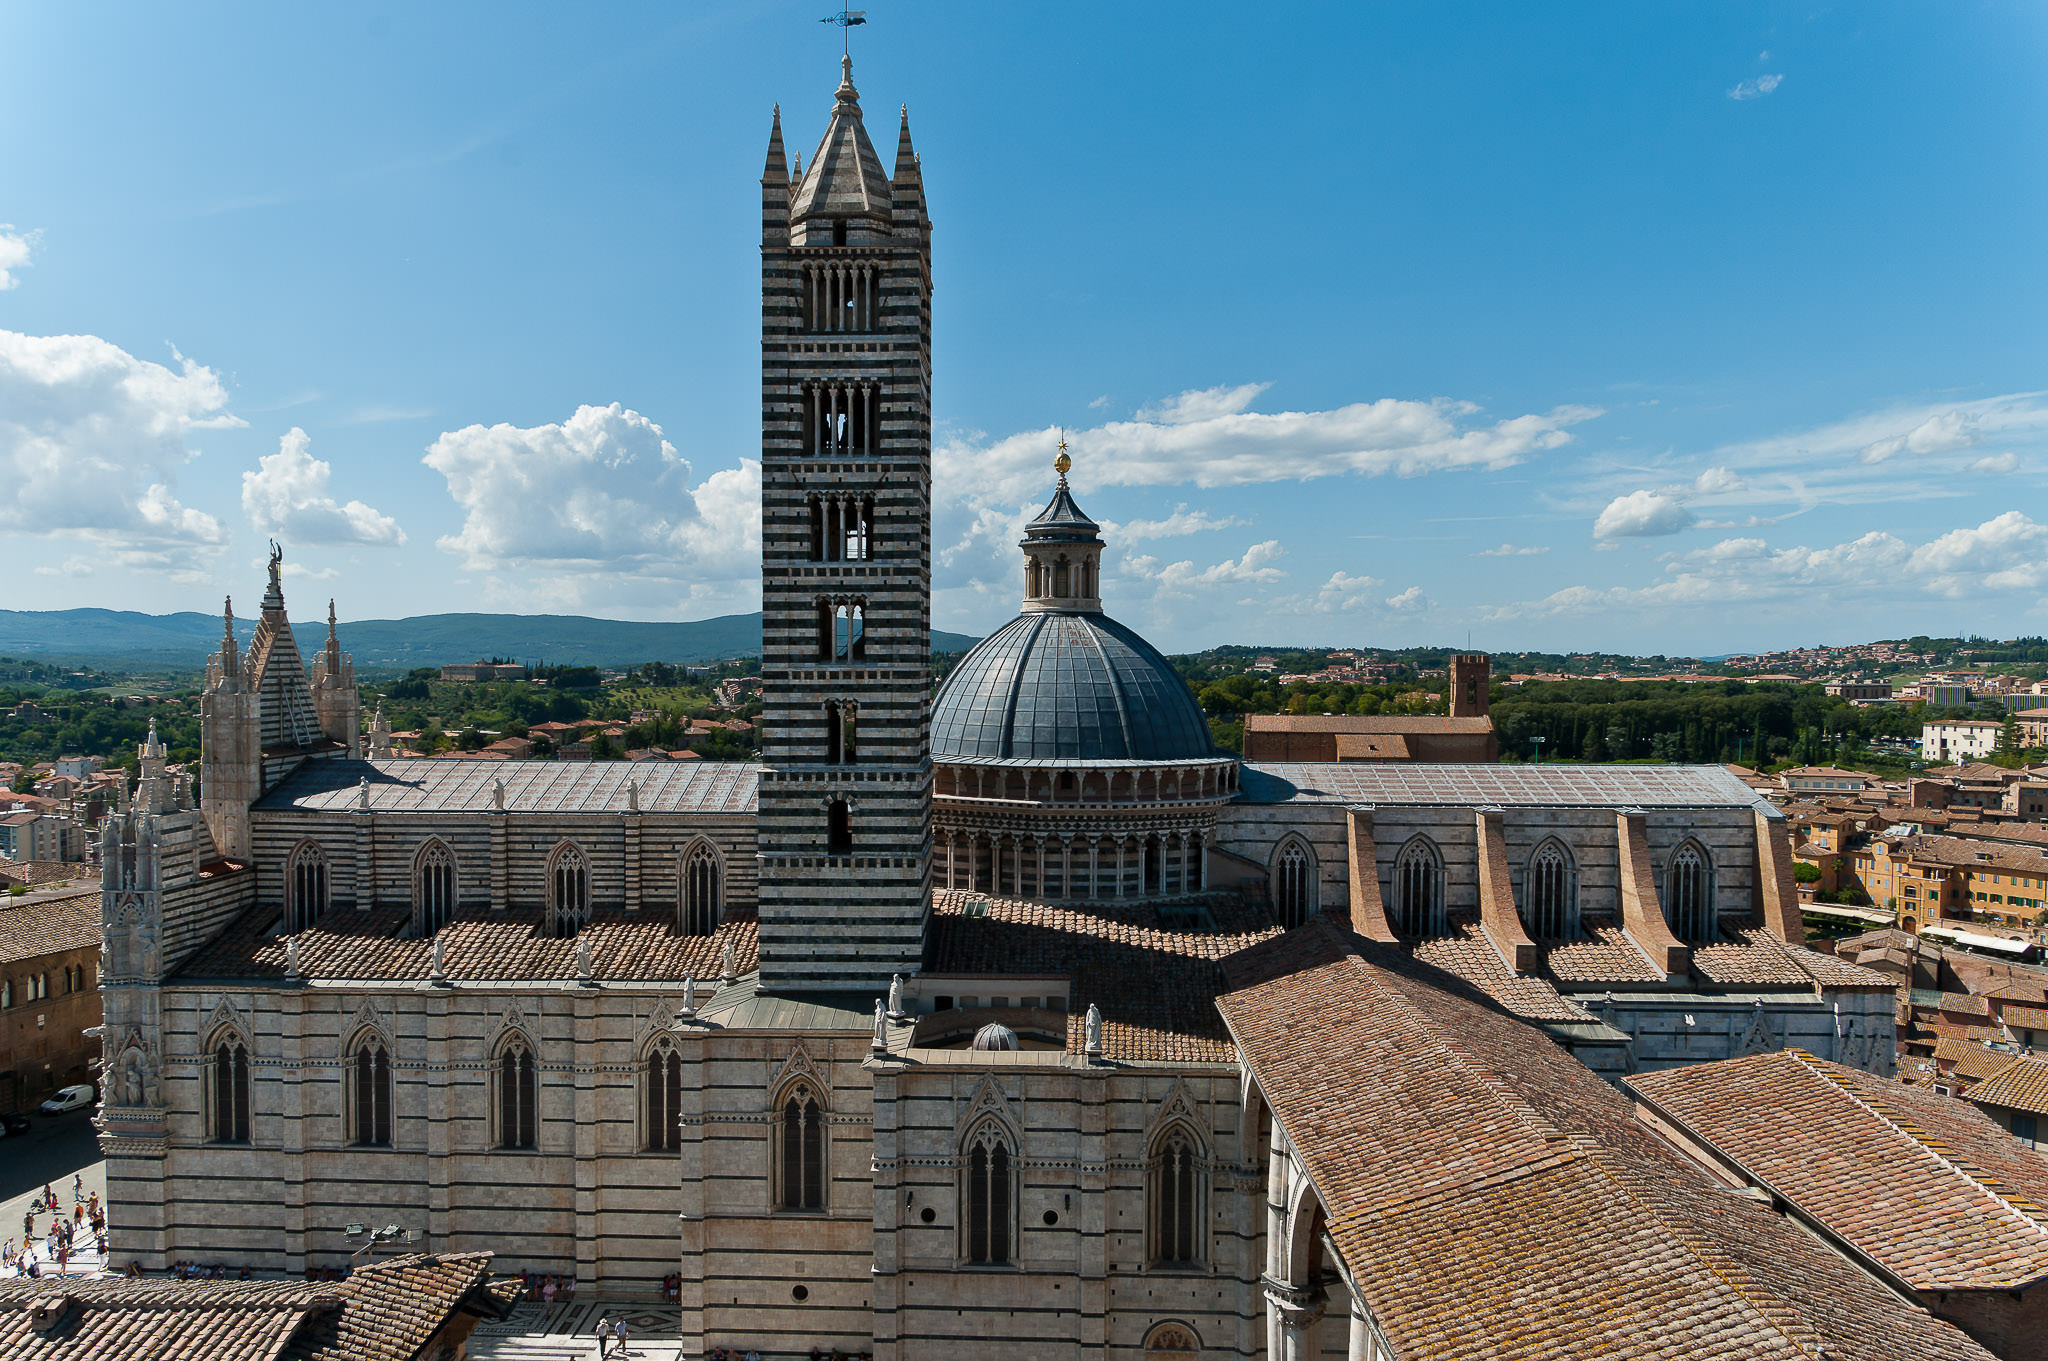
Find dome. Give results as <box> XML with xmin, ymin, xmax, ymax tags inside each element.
<box><xmin>931</xmin><ymin>611</ymin><xmax>1215</xmax><ymax>762</ymax></box>
<box><xmin>970</xmin><ymin>1023</ymin><xmax>1019</xmax><ymax>1052</ymax></box>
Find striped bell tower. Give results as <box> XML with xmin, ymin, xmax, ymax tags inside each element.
<box><xmin>755</xmin><ymin>57</ymin><xmax>934</xmax><ymax>994</ymax></box>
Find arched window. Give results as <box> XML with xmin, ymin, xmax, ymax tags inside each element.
<box><xmin>1665</xmin><ymin>841</ymin><xmax>1716</xmax><ymax>941</ymax></box>
<box><xmin>210</xmin><ymin>1034</ymin><xmax>250</xmax><ymax>1144</ymax></box>
<box><xmin>1272</xmin><ymin>839</ymin><xmax>1316</xmax><ymax>930</ymax></box>
<box><xmin>827</xmin><ymin>800</ymin><xmax>852</xmax><ymax>855</ymax></box>
<box><xmin>494</xmin><ymin>1036</ymin><xmax>537</xmax><ymax>1150</ymax></box>
<box><xmin>349</xmin><ymin>1035</ymin><xmax>392</xmax><ymax>1147</ymax></box>
<box><xmin>287</xmin><ymin>841</ymin><xmax>329</xmax><ymax>932</ymax></box>
<box><xmin>413</xmin><ymin>840</ymin><xmax>457</xmax><ymax>936</ymax></box>
<box><xmin>549</xmin><ymin>843</ymin><xmax>589</xmax><ymax>937</ymax></box>
<box><xmin>1145</xmin><ymin>1323</ymin><xmax>1202</xmax><ymax>1359</ymax></box>
<box><xmin>1149</xmin><ymin>1125</ymin><xmax>1205</xmax><ymax>1266</ymax></box>
<box><xmin>1</xmin><ymin>981</ymin><xmax>11</xmax><ymax>1008</ymax></box>
<box><xmin>1522</xmin><ymin>838</ymin><xmax>1577</xmax><ymax>938</ymax></box>
<box><xmin>644</xmin><ymin>1036</ymin><xmax>684</xmax><ymax>1153</ymax></box>
<box><xmin>681</xmin><ymin>842</ymin><xmax>722</xmax><ymax>937</ymax></box>
<box><xmin>961</xmin><ymin>1121</ymin><xmax>1015</xmax><ymax>1264</ymax></box>
<box><xmin>1391</xmin><ymin>837</ymin><xmax>1445</xmax><ymax>937</ymax></box>
<box><xmin>778</xmin><ymin>1083</ymin><xmax>826</xmax><ymax>1211</ymax></box>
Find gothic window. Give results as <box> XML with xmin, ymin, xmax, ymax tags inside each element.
<box><xmin>1665</xmin><ymin>840</ymin><xmax>1716</xmax><ymax>941</ymax></box>
<box><xmin>824</xmin><ymin>701</ymin><xmax>857</xmax><ymax>766</ymax></box>
<box><xmin>413</xmin><ymin>840</ymin><xmax>457</xmax><ymax>936</ymax></box>
<box><xmin>815</xmin><ymin>599</ymin><xmax>867</xmax><ymax>662</ymax></box>
<box><xmin>778</xmin><ymin>1083</ymin><xmax>826</xmax><ymax>1211</ymax></box>
<box><xmin>1392</xmin><ymin>837</ymin><xmax>1446</xmax><ymax>938</ymax></box>
<box><xmin>644</xmin><ymin>1036</ymin><xmax>684</xmax><ymax>1153</ymax></box>
<box><xmin>962</xmin><ymin>1121</ymin><xmax>1015</xmax><ymax>1265</ymax></box>
<box><xmin>348</xmin><ymin>1035</ymin><xmax>392</xmax><ymax>1147</ymax></box>
<box><xmin>1148</xmin><ymin>1125</ymin><xmax>1204</xmax><ymax>1266</ymax></box>
<box><xmin>548</xmin><ymin>843</ymin><xmax>590</xmax><ymax>937</ymax></box>
<box><xmin>1522</xmin><ymin>838</ymin><xmax>1577</xmax><ymax>939</ymax></box>
<box><xmin>287</xmin><ymin>841</ymin><xmax>329</xmax><ymax>932</ymax></box>
<box><xmin>1273</xmin><ymin>839</ymin><xmax>1316</xmax><ymax>930</ymax></box>
<box><xmin>209</xmin><ymin>1034</ymin><xmax>251</xmax><ymax>1144</ymax></box>
<box><xmin>681</xmin><ymin>842</ymin><xmax>722</xmax><ymax>937</ymax></box>
<box><xmin>827</xmin><ymin>800</ymin><xmax>852</xmax><ymax>855</ymax></box>
<box><xmin>494</xmin><ymin>1036</ymin><xmax>538</xmax><ymax>1150</ymax></box>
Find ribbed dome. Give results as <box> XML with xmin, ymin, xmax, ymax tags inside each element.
<box><xmin>931</xmin><ymin>612</ymin><xmax>1215</xmax><ymax>762</ymax></box>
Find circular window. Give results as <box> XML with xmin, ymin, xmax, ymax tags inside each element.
<box><xmin>792</xmin><ymin>1284</ymin><xmax>809</xmax><ymax>1302</ymax></box>
<box><xmin>919</xmin><ymin>1207</ymin><xmax>936</xmax><ymax>1224</ymax></box>
<box><xmin>1042</xmin><ymin>1209</ymin><xmax>1059</xmax><ymax>1226</ymax></box>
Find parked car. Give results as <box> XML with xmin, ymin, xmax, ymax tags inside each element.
<box><xmin>0</xmin><ymin>1112</ymin><xmax>30</xmax><ymax>1137</ymax></box>
<box><xmin>37</xmin><ymin>1084</ymin><xmax>95</xmax><ymax>1115</ymax></box>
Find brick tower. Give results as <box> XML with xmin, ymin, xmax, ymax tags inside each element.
<box><xmin>754</xmin><ymin>58</ymin><xmax>934</xmax><ymax>994</ymax></box>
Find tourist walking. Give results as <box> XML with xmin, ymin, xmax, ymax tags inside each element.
<box><xmin>595</xmin><ymin>1317</ymin><xmax>614</xmax><ymax>1357</ymax></box>
<box><xmin>615</xmin><ymin>1318</ymin><xmax>631</xmax><ymax>1355</ymax></box>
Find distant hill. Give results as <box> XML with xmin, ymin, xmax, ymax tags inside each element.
<box><xmin>0</xmin><ymin>609</ymin><xmax>982</xmax><ymax>671</ymax></box>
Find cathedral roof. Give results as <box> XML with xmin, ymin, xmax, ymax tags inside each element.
<box><xmin>930</xmin><ymin>612</ymin><xmax>1214</xmax><ymax>763</ymax></box>
<box><xmin>1025</xmin><ymin>477</ymin><xmax>1098</xmax><ymax>535</ymax></box>
<box><xmin>253</xmin><ymin>758</ymin><xmax>759</xmax><ymax>815</ymax></box>
<box><xmin>1218</xmin><ymin>920</ymin><xmax>2003</xmax><ymax>1361</ymax></box>
<box><xmin>1235</xmin><ymin>760</ymin><xmax>1774</xmax><ymax>809</ymax></box>
<box><xmin>789</xmin><ymin>56</ymin><xmax>893</xmax><ymax>224</ymax></box>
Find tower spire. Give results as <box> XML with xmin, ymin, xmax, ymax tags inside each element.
<box><xmin>220</xmin><ymin>595</ymin><xmax>239</xmax><ymax>675</ymax></box>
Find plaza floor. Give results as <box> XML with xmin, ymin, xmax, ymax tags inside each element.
<box><xmin>467</xmin><ymin>1301</ymin><xmax>690</xmax><ymax>1361</ymax></box>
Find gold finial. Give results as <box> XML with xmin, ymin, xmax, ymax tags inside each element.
<box><xmin>1054</xmin><ymin>435</ymin><xmax>1071</xmax><ymax>479</ymax></box>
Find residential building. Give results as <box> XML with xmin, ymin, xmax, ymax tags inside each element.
<box><xmin>1824</xmin><ymin>680</ymin><xmax>1894</xmax><ymax>702</ymax></box>
<box><xmin>0</xmin><ymin>888</ymin><xmax>101</xmax><ymax>1114</ymax></box>
<box><xmin>1780</xmin><ymin>765</ymin><xmax>1872</xmax><ymax>795</ymax></box>
<box><xmin>438</xmin><ymin>660</ymin><xmax>529</xmax><ymax>682</ymax></box>
<box><xmin>1969</xmin><ymin>1053</ymin><xmax>2048</xmax><ymax>1154</ymax></box>
<box><xmin>1926</xmin><ymin>719</ymin><xmax>2005</xmax><ymax>762</ymax></box>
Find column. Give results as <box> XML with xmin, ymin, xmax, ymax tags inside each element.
<box><xmin>1060</xmin><ymin>837</ymin><xmax>1073</xmax><ymax>900</ymax></box>
<box><xmin>1114</xmin><ymin>840</ymin><xmax>1125</xmax><ymax>899</ymax></box>
<box><xmin>1349</xmin><ymin>1294</ymin><xmax>1376</xmax><ymax>1361</ymax></box>
<box><xmin>1198</xmin><ymin>831</ymin><xmax>1209</xmax><ymax>890</ymax></box>
<box><xmin>1088</xmin><ymin>841</ymin><xmax>1100</xmax><ymax>901</ymax></box>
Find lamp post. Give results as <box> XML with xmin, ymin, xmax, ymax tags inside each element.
<box><xmin>1531</xmin><ymin>735</ymin><xmax>1545</xmax><ymax>764</ymax></box>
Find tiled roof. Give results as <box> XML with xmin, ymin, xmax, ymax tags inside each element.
<box><xmin>0</xmin><ymin>858</ymin><xmax>95</xmax><ymax>885</ymax></box>
<box><xmin>253</xmin><ymin>758</ymin><xmax>759</xmax><ymax>815</ymax></box>
<box><xmin>1908</xmin><ymin>835</ymin><xmax>2048</xmax><ymax>875</ymax></box>
<box><xmin>927</xmin><ymin>889</ymin><xmax>1280</xmax><ymax>1063</ymax></box>
<box><xmin>1409</xmin><ymin>915</ymin><xmax>1592</xmax><ymax>1022</ymax></box>
<box><xmin>1941</xmin><ymin>991</ymin><xmax>1994</xmax><ymax>1017</ymax></box>
<box><xmin>0</xmin><ymin>891</ymin><xmax>101</xmax><ymax>965</ymax></box>
<box><xmin>1999</xmin><ymin>1003</ymin><xmax>2048</xmax><ymax>1030</ymax></box>
<box><xmin>1969</xmin><ymin>1053</ymin><xmax>2048</xmax><ymax>1117</ymax></box>
<box><xmin>1533</xmin><ymin>914</ymin><xmax>1662</xmax><ymax>984</ymax></box>
<box><xmin>1219</xmin><ymin>921</ymin><xmax>1997</xmax><ymax>1361</ymax></box>
<box><xmin>1237</xmin><ymin>761</ymin><xmax>1769</xmax><ymax>809</ymax></box>
<box><xmin>1932</xmin><ymin>1039</ymin><xmax>2026</xmax><ymax>1083</ymax></box>
<box><xmin>0</xmin><ymin>1253</ymin><xmax>506</xmax><ymax>1361</ymax></box>
<box><xmin>1629</xmin><ymin>1049</ymin><xmax>2048</xmax><ymax>1291</ymax></box>
<box><xmin>175</xmin><ymin>904</ymin><xmax>758</xmax><ymax>985</ymax></box>
<box><xmin>1242</xmin><ymin>714</ymin><xmax>1494</xmax><ymax>734</ymax></box>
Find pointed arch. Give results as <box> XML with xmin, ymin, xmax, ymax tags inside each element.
<box><xmin>1144</xmin><ymin>1322</ymin><xmax>1202</xmax><ymax>1358</ymax></box>
<box><xmin>1390</xmin><ymin>835</ymin><xmax>1446</xmax><ymax>938</ymax></box>
<box><xmin>547</xmin><ymin>841</ymin><xmax>590</xmax><ymax>937</ymax></box>
<box><xmin>492</xmin><ymin>1029</ymin><xmax>538</xmax><ymax>1150</ymax></box>
<box><xmin>412</xmin><ymin>838</ymin><xmax>458</xmax><ymax>936</ymax></box>
<box><xmin>1664</xmin><ymin>838</ymin><xmax>1717</xmax><ymax>941</ymax></box>
<box><xmin>679</xmin><ymin>838</ymin><xmax>723</xmax><ymax>937</ymax></box>
<box><xmin>286</xmin><ymin>839</ymin><xmax>329</xmax><ymax>932</ymax></box>
<box><xmin>206</xmin><ymin>1025</ymin><xmax>251</xmax><ymax>1144</ymax></box>
<box><xmin>345</xmin><ymin>1027</ymin><xmax>392</xmax><ymax>1147</ymax></box>
<box><xmin>776</xmin><ymin>1078</ymin><xmax>827</xmax><ymax>1211</ymax></box>
<box><xmin>1148</xmin><ymin>1119</ymin><xmax>1207</xmax><ymax>1266</ymax></box>
<box><xmin>961</xmin><ymin>1117</ymin><xmax>1015</xmax><ymax>1264</ymax></box>
<box><xmin>643</xmin><ymin>1032</ymin><xmax>685</xmax><ymax>1154</ymax></box>
<box><xmin>1270</xmin><ymin>836</ymin><xmax>1318</xmax><ymax>930</ymax></box>
<box><xmin>1521</xmin><ymin>837</ymin><xmax>1578</xmax><ymax>939</ymax></box>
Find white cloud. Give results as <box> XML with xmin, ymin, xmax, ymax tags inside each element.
<box><xmin>1691</xmin><ymin>465</ymin><xmax>1745</xmax><ymax>494</ymax></box>
<box><xmin>1710</xmin><ymin>393</ymin><xmax>2047</xmax><ymax>472</ymax></box>
<box><xmin>1105</xmin><ymin>504</ymin><xmax>1247</xmax><ymax>542</ymax></box>
<box><xmin>1859</xmin><ymin>408</ymin><xmax>1980</xmax><ymax>463</ymax></box>
<box><xmin>1126</xmin><ymin>540</ymin><xmax>1287</xmax><ymax>595</ymax></box>
<box><xmin>1593</xmin><ymin>489</ymin><xmax>1695</xmax><ymax>539</ymax></box>
<box><xmin>1383</xmin><ymin>585</ymin><xmax>1428</xmax><ymax>612</ymax></box>
<box><xmin>242</xmin><ymin>427</ymin><xmax>406</xmax><ymax>547</ymax></box>
<box><xmin>1135</xmin><ymin>382</ymin><xmax>1270</xmax><ymax>425</ymax></box>
<box><xmin>0</xmin><ymin>225</ymin><xmax>37</xmax><ymax>290</ymax></box>
<box><xmin>1728</xmin><ymin>74</ymin><xmax>1785</xmax><ymax>100</ymax></box>
<box><xmin>0</xmin><ymin>330</ymin><xmax>239</xmax><ymax>546</ymax></box>
<box><xmin>1497</xmin><ymin>512</ymin><xmax>2048</xmax><ymax>619</ymax></box>
<box><xmin>1473</xmin><ymin>543</ymin><xmax>1550</xmax><ymax>557</ymax></box>
<box><xmin>422</xmin><ymin>402</ymin><xmax>761</xmax><ymax>606</ymax></box>
<box><xmin>1970</xmin><ymin>452</ymin><xmax>2020</xmax><ymax>474</ymax></box>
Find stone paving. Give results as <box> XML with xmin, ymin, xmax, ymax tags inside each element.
<box><xmin>467</xmin><ymin>1301</ymin><xmax>690</xmax><ymax>1361</ymax></box>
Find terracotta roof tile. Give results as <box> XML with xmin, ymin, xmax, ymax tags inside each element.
<box><xmin>1219</xmin><ymin>923</ymin><xmax>1997</xmax><ymax>1360</ymax></box>
<box><xmin>0</xmin><ymin>891</ymin><xmax>101</xmax><ymax>965</ymax></box>
<box><xmin>1999</xmin><ymin>1003</ymin><xmax>2048</xmax><ymax>1030</ymax></box>
<box><xmin>1629</xmin><ymin>1050</ymin><xmax>2048</xmax><ymax>1291</ymax></box>
<box><xmin>1969</xmin><ymin>1053</ymin><xmax>2048</xmax><ymax>1117</ymax></box>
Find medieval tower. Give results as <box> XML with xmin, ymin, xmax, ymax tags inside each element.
<box><xmin>754</xmin><ymin>58</ymin><xmax>934</xmax><ymax>993</ymax></box>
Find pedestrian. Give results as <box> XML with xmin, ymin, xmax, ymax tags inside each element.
<box><xmin>541</xmin><ymin>1275</ymin><xmax>557</xmax><ymax>1308</ymax></box>
<box><xmin>23</xmin><ymin>1211</ymin><xmax>33</xmax><ymax>1239</ymax></box>
<box><xmin>595</xmin><ymin>1317</ymin><xmax>614</xmax><ymax>1358</ymax></box>
<box><xmin>71</xmin><ymin>1174</ymin><xmax>82</xmax><ymax>1203</ymax></box>
<box><xmin>615</xmin><ymin>1319</ymin><xmax>631</xmax><ymax>1355</ymax></box>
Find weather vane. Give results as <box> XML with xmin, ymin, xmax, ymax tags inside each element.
<box><xmin>820</xmin><ymin>9</ymin><xmax>867</xmax><ymax>57</ymax></box>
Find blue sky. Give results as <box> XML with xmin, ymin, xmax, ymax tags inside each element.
<box><xmin>3</xmin><ymin>2</ymin><xmax>2044</xmax><ymax>656</ymax></box>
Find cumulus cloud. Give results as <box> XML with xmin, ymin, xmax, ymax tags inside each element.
<box><xmin>1496</xmin><ymin>512</ymin><xmax>2048</xmax><ymax>620</ymax></box>
<box><xmin>1105</xmin><ymin>504</ymin><xmax>1247</xmax><ymax>542</ymax></box>
<box><xmin>1708</xmin><ymin>393</ymin><xmax>2048</xmax><ymax>472</ymax></box>
<box><xmin>1970</xmin><ymin>452</ymin><xmax>2020</xmax><ymax>474</ymax></box>
<box><xmin>1473</xmin><ymin>543</ymin><xmax>1550</xmax><ymax>557</ymax></box>
<box><xmin>0</xmin><ymin>226</ymin><xmax>37</xmax><ymax>290</ymax></box>
<box><xmin>1728</xmin><ymin>73</ymin><xmax>1785</xmax><ymax>100</ymax></box>
<box><xmin>1859</xmin><ymin>408</ymin><xmax>1980</xmax><ymax>463</ymax></box>
<box><xmin>242</xmin><ymin>428</ymin><xmax>405</xmax><ymax>547</ymax></box>
<box><xmin>422</xmin><ymin>402</ymin><xmax>761</xmax><ymax>605</ymax></box>
<box><xmin>1691</xmin><ymin>465</ymin><xmax>1745</xmax><ymax>494</ymax></box>
<box><xmin>1593</xmin><ymin>489</ymin><xmax>1696</xmax><ymax>540</ymax></box>
<box><xmin>1135</xmin><ymin>382</ymin><xmax>1271</xmax><ymax>425</ymax></box>
<box><xmin>0</xmin><ymin>330</ymin><xmax>240</xmax><ymax>547</ymax></box>
<box><xmin>1125</xmin><ymin>540</ymin><xmax>1287</xmax><ymax>595</ymax></box>
<box><xmin>1383</xmin><ymin>585</ymin><xmax>1429</xmax><ymax>612</ymax></box>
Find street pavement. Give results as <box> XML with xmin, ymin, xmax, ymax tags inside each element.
<box><xmin>1</xmin><ymin>1106</ymin><xmax>108</xmax><ymax>1277</ymax></box>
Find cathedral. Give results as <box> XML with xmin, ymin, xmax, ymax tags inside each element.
<box><xmin>95</xmin><ymin>59</ymin><xmax>1944</xmax><ymax>1361</ymax></box>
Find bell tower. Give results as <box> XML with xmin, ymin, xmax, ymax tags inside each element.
<box><xmin>755</xmin><ymin>58</ymin><xmax>934</xmax><ymax>994</ymax></box>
